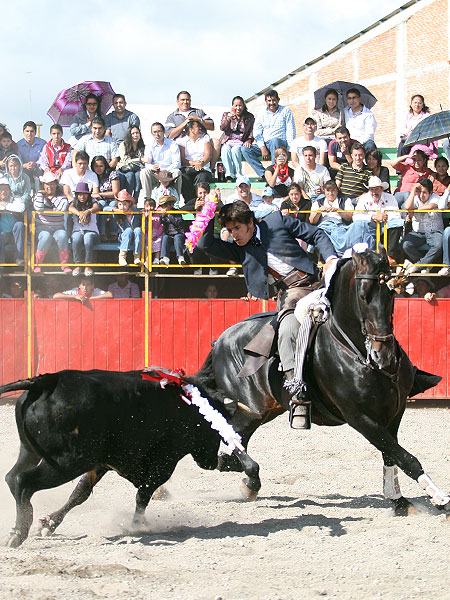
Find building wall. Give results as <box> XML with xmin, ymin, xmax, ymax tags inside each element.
<box><xmin>246</xmin><ymin>0</ymin><xmax>449</xmax><ymax>148</ymax></box>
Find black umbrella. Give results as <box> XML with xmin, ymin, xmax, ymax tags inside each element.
<box><xmin>314</xmin><ymin>81</ymin><xmax>377</xmax><ymax>111</ymax></box>
<box><xmin>405</xmin><ymin>111</ymin><xmax>450</xmax><ymax>146</ymax></box>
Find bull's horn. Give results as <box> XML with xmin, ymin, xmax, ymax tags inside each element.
<box><xmin>237</xmin><ymin>402</ymin><xmax>260</xmax><ymax>416</ymax></box>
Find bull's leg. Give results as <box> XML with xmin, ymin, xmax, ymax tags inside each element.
<box><xmin>347</xmin><ymin>412</ymin><xmax>450</xmax><ymax>513</ymax></box>
<box><xmin>5</xmin><ymin>444</ymin><xmax>40</xmax><ymax>499</ymax></box>
<box><xmin>38</xmin><ymin>467</ymin><xmax>109</xmax><ymax>537</ymax></box>
<box><xmin>233</xmin><ymin>448</ymin><xmax>261</xmax><ymax>501</ymax></box>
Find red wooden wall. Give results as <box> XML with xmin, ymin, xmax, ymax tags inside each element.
<box><xmin>0</xmin><ymin>297</ymin><xmax>448</xmax><ymax>399</ymax></box>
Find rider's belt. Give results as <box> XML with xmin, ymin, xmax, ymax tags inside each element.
<box><xmin>272</xmin><ymin>268</ymin><xmax>312</xmax><ymax>290</ymax></box>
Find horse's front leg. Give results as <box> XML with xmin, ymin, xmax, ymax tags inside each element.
<box><xmin>232</xmin><ymin>448</ymin><xmax>261</xmax><ymax>501</ymax></box>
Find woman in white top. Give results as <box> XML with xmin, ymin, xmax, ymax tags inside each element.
<box><xmin>177</xmin><ymin>121</ymin><xmax>213</xmax><ymax>203</ymax></box>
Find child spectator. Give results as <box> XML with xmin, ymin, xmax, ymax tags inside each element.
<box><xmin>5</xmin><ymin>155</ymin><xmax>32</xmax><ymax>211</ymax></box>
<box><xmin>151</xmin><ymin>170</ymin><xmax>180</xmax><ymax>207</ymax></box>
<box><xmin>0</xmin><ymin>132</ymin><xmax>16</xmax><ymax>173</ymax></box>
<box><xmin>144</xmin><ymin>198</ymin><xmax>163</xmax><ymax>264</ymax></box>
<box><xmin>158</xmin><ymin>195</ymin><xmax>186</xmax><ymax>265</ymax></box>
<box><xmin>108</xmin><ymin>274</ymin><xmax>140</xmax><ymax>298</ymax></box>
<box><xmin>115</xmin><ymin>190</ymin><xmax>142</xmax><ymax>266</ymax></box>
<box><xmin>0</xmin><ymin>176</ymin><xmax>25</xmax><ymax>267</ymax></box>
<box><xmin>68</xmin><ymin>182</ymin><xmax>99</xmax><ymax>277</ymax></box>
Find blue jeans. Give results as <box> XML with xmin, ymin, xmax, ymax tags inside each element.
<box><xmin>344</xmin><ymin>219</ymin><xmax>404</xmax><ymax>257</ymax></box>
<box><xmin>394</xmin><ymin>191</ymin><xmax>410</xmax><ymax>209</ymax></box>
<box><xmin>403</xmin><ymin>231</ymin><xmax>442</xmax><ymax>265</ymax></box>
<box><xmin>72</xmin><ymin>230</ymin><xmax>100</xmax><ymax>263</ymax></box>
<box><xmin>221</xmin><ymin>144</ymin><xmax>244</xmax><ymax>178</ymax></box>
<box><xmin>441</xmin><ymin>226</ymin><xmax>450</xmax><ymax>265</ymax></box>
<box><xmin>37</xmin><ymin>228</ymin><xmax>69</xmax><ymax>252</ymax></box>
<box><xmin>0</xmin><ymin>221</ymin><xmax>25</xmax><ymax>262</ymax></box>
<box><xmin>97</xmin><ymin>200</ymin><xmax>118</xmax><ymax>236</ymax></box>
<box><xmin>119</xmin><ymin>226</ymin><xmax>142</xmax><ymax>254</ymax></box>
<box><xmin>443</xmin><ymin>139</ymin><xmax>450</xmax><ymax>162</ymax></box>
<box><xmin>161</xmin><ymin>233</ymin><xmax>185</xmax><ymax>259</ymax></box>
<box><xmin>241</xmin><ymin>137</ymin><xmax>288</xmax><ymax>177</ymax></box>
<box><xmin>318</xmin><ymin>220</ymin><xmax>349</xmax><ymax>255</ymax></box>
<box><xmin>363</xmin><ymin>140</ymin><xmax>377</xmax><ymax>153</ymax></box>
<box><xmin>122</xmin><ymin>170</ymin><xmax>142</xmax><ymax>200</ymax></box>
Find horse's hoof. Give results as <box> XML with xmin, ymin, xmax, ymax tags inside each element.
<box><xmin>240</xmin><ymin>479</ymin><xmax>258</xmax><ymax>501</ymax></box>
<box><xmin>152</xmin><ymin>485</ymin><xmax>170</xmax><ymax>501</ymax></box>
<box><xmin>393</xmin><ymin>497</ymin><xmax>419</xmax><ymax>516</ymax></box>
<box><xmin>37</xmin><ymin>516</ymin><xmax>56</xmax><ymax>536</ymax></box>
<box><xmin>5</xmin><ymin>530</ymin><xmax>24</xmax><ymax>548</ymax></box>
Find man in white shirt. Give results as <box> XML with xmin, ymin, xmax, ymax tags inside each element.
<box><xmin>290</xmin><ymin>117</ymin><xmax>328</xmax><ymax>168</ymax></box>
<box><xmin>140</xmin><ymin>122</ymin><xmax>181</xmax><ymax>206</ymax></box>
<box><xmin>344</xmin><ymin>88</ymin><xmax>377</xmax><ymax>153</ymax></box>
<box><xmin>74</xmin><ymin>118</ymin><xmax>119</xmax><ymax>169</ymax></box>
<box><xmin>294</xmin><ymin>146</ymin><xmax>330</xmax><ymax>203</ymax></box>
<box><xmin>60</xmin><ymin>151</ymin><xmax>99</xmax><ymax>202</ymax></box>
<box><xmin>223</xmin><ymin>176</ymin><xmax>261</xmax><ymax>209</ymax></box>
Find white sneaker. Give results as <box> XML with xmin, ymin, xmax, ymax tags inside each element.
<box><xmin>226</xmin><ymin>266</ymin><xmax>238</xmax><ymax>277</ymax></box>
<box><xmin>420</xmin><ymin>267</ymin><xmax>430</xmax><ymax>274</ymax></box>
<box><xmin>209</xmin><ymin>268</ymin><xmax>219</xmax><ymax>275</ymax></box>
<box><xmin>194</xmin><ymin>268</ymin><xmax>203</xmax><ymax>275</ymax></box>
<box><xmin>134</xmin><ymin>254</ymin><xmax>142</xmax><ymax>265</ymax></box>
<box><xmin>160</xmin><ymin>257</ymin><xmax>170</xmax><ymax>265</ymax></box>
<box><xmin>152</xmin><ymin>257</ymin><xmax>160</xmax><ymax>265</ymax></box>
<box><xmin>438</xmin><ymin>267</ymin><xmax>450</xmax><ymax>276</ymax></box>
<box><xmin>403</xmin><ymin>259</ymin><xmax>419</xmax><ymax>275</ymax></box>
<box><xmin>178</xmin><ymin>256</ymin><xmax>186</xmax><ymax>265</ymax></box>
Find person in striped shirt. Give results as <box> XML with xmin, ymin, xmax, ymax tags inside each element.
<box><xmin>335</xmin><ymin>142</ymin><xmax>371</xmax><ymax>207</ymax></box>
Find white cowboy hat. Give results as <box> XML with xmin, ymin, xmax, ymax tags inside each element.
<box><xmin>367</xmin><ymin>175</ymin><xmax>389</xmax><ymax>190</ymax></box>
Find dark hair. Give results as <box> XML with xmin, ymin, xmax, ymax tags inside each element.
<box><xmin>151</xmin><ymin>122</ymin><xmax>165</xmax><ymax>132</ymax></box>
<box><xmin>288</xmin><ymin>183</ymin><xmax>302</xmax><ymax>194</ymax></box>
<box><xmin>346</xmin><ymin>88</ymin><xmax>361</xmax><ymax>98</ymax></box>
<box><xmin>0</xmin><ymin>123</ymin><xmax>8</xmax><ymax>134</ymax></box>
<box><xmin>177</xmin><ymin>90</ymin><xmax>190</xmax><ymax>100</ymax></box>
<box><xmin>322</xmin><ymin>88</ymin><xmax>338</xmax><ymax>113</ymax></box>
<box><xmin>75</xmin><ymin>150</ymin><xmax>90</xmax><ymax>163</ymax></box>
<box><xmin>196</xmin><ymin>182</ymin><xmax>210</xmax><ymax>194</ymax></box>
<box><xmin>23</xmin><ymin>121</ymin><xmax>37</xmax><ymax>132</ymax></box>
<box><xmin>412</xmin><ymin>149</ymin><xmax>428</xmax><ymax>164</ymax></box>
<box><xmin>0</xmin><ymin>131</ymin><xmax>12</xmax><ymax>140</ymax></box>
<box><xmin>324</xmin><ymin>180</ymin><xmax>339</xmax><ymax>192</ymax></box>
<box><xmin>91</xmin><ymin>117</ymin><xmax>106</xmax><ymax>128</ymax></box>
<box><xmin>366</xmin><ymin>148</ymin><xmax>382</xmax><ymax>168</ymax></box>
<box><xmin>184</xmin><ymin>120</ymin><xmax>206</xmax><ymax>136</ymax></box>
<box><xmin>83</xmin><ymin>93</ymin><xmax>102</xmax><ymax>116</ymax></box>
<box><xmin>113</xmin><ymin>93</ymin><xmax>126</xmax><ymax>102</ymax></box>
<box><xmin>50</xmin><ymin>123</ymin><xmax>63</xmax><ymax>134</ymax></box>
<box><xmin>302</xmin><ymin>145</ymin><xmax>317</xmax><ymax>156</ymax></box>
<box><xmin>335</xmin><ymin>126</ymin><xmax>350</xmax><ymax>137</ymax></box>
<box><xmin>73</xmin><ymin>188</ymin><xmax>94</xmax><ymax>211</ymax></box>
<box><xmin>417</xmin><ymin>177</ymin><xmax>433</xmax><ymax>194</ymax></box>
<box><xmin>435</xmin><ymin>156</ymin><xmax>449</xmax><ymax>169</ymax></box>
<box><xmin>264</xmin><ymin>89</ymin><xmax>279</xmax><ymax>100</ymax></box>
<box><xmin>409</xmin><ymin>94</ymin><xmax>430</xmax><ymax>114</ymax></box>
<box><xmin>123</xmin><ymin>126</ymin><xmax>145</xmax><ymax>158</ymax></box>
<box><xmin>91</xmin><ymin>155</ymin><xmax>111</xmax><ymax>181</ymax></box>
<box><xmin>231</xmin><ymin>95</ymin><xmax>250</xmax><ymax>119</ymax></box>
<box><xmin>350</xmin><ymin>142</ymin><xmax>365</xmax><ymax>154</ymax></box>
<box><xmin>218</xmin><ymin>200</ymin><xmax>253</xmax><ymax>228</ymax></box>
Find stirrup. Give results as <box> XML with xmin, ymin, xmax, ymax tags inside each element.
<box><xmin>289</xmin><ymin>400</ymin><xmax>311</xmax><ymax>430</ymax></box>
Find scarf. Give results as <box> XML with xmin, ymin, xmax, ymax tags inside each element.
<box><xmin>275</xmin><ymin>163</ymin><xmax>290</xmax><ymax>183</ymax></box>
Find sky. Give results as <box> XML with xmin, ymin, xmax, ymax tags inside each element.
<box><xmin>1</xmin><ymin>0</ymin><xmax>402</xmax><ymax>140</ymax></box>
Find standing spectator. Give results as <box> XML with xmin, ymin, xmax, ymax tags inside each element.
<box><xmin>33</xmin><ymin>172</ymin><xmax>70</xmax><ymax>273</ymax></box>
<box><xmin>140</xmin><ymin>122</ymin><xmax>181</xmax><ymax>207</ymax></box>
<box><xmin>0</xmin><ymin>132</ymin><xmax>17</xmax><ymax>173</ymax></box>
<box><xmin>264</xmin><ymin>147</ymin><xmax>295</xmax><ymax>198</ymax></box>
<box><xmin>104</xmin><ymin>94</ymin><xmax>140</xmax><ymax>143</ymax></box>
<box><xmin>294</xmin><ymin>146</ymin><xmax>331</xmax><ymax>204</ymax></box>
<box><xmin>5</xmin><ymin>155</ymin><xmax>32</xmax><ymax>210</ymax></box>
<box><xmin>290</xmin><ymin>117</ymin><xmax>328</xmax><ymax>168</ymax></box>
<box><xmin>327</xmin><ymin>126</ymin><xmax>357</xmax><ymax>177</ymax></box>
<box><xmin>73</xmin><ymin>117</ymin><xmax>119</xmax><ymax>169</ymax></box>
<box><xmin>0</xmin><ymin>177</ymin><xmax>25</xmax><ymax>266</ymax></box>
<box><xmin>90</xmin><ymin>155</ymin><xmax>121</xmax><ymax>241</ymax></box>
<box><xmin>39</xmin><ymin>124</ymin><xmax>72</xmax><ymax>177</ymax></box>
<box><xmin>16</xmin><ymin>121</ymin><xmax>46</xmax><ymax>184</ymax></box>
<box><xmin>344</xmin><ymin>88</ymin><xmax>377</xmax><ymax>152</ymax></box>
<box><xmin>115</xmin><ymin>190</ymin><xmax>142</xmax><ymax>267</ymax></box>
<box><xmin>69</xmin><ymin>93</ymin><xmax>103</xmax><ymax>141</ymax></box>
<box><xmin>398</xmin><ymin>94</ymin><xmax>432</xmax><ymax>157</ymax></box>
<box><xmin>68</xmin><ymin>182</ymin><xmax>100</xmax><ymax>277</ymax></box>
<box><xmin>241</xmin><ymin>90</ymin><xmax>296</xmax><ymax>178</ymax></box>
<box><xmin>365</xmin><ymin>148</ymin><xmax>391</xmax><ymax>192</ymax></box>
<box><xmin>60</xmin><ymin>151</ymin><xmax>99</xmax><ymax>202</ymax></box>
<box><xmin>313</xmin><ymin>89</ymin><xmax>343</xmax><ymax>143</ymax></box>
<box><xmin>53</xmin><ymin>277</ymin><xmax>113</xmax><ymax>302</ymax></box>
<box><xmin>117</xmin><ymin>125</ymin><xmax>145</xmax><ymax>201</ymax></box>
<box><xmin>389</xmin><ymin>150</ymin><xmax>433</xmax><ymax>207</ymax></box>
<box><xmin>178</xmin><ymin>121</ymin><xmax>213</xmax><ymax>204</ymax></box>
<box><xmin>158</xmin><ymin>195</ymin><xmax>186</xmax><ymax>266</ymax></box>
<box><xmin>108</xmin><ymin>274</ymin><xmax>140</xmax><ymax>298</ymax></box>
<box><xmin>335</xmin><ymin>143</ymin><xmax>372</xmax><ymax>206</ymax></box>
<box><xmin>219</xmin><ymin>96</ymin><xmax>255</xmax><ymax>182</ymax></box>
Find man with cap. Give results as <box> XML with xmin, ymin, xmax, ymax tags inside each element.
<box><xmin>344</xmin><ymin>175</ymin><xmax>404</xmax><ymax>262</ymax></box>
<box><xmin>0</xmin><ymin>176</ymin><xmax>25</xmax><ymax>268</ymax></box>
<box><xmin>290</xmin><ymin>116</ymin><xmax>328</xmax><ymax>168</ymax></box>
<box><xmin>223</xmin><ymin>175</ymin><xmax>262</xmax><ymax>209</ymax></box>
<box><xmin>198</xmin><ymin>199</ymin><xmax>337</xmax><ymax>428</ymax></box>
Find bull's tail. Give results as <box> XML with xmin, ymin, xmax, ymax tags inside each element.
<box><xmin>0</xmin><ymin>377</ymin><xmax>40</xmax><ymax>395</ymax></box>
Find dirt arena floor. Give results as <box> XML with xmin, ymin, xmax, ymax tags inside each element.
<box><xmin>0</xmin><ymin>403</ymin><xmax>449</xmax><ymax>600</ymax></box>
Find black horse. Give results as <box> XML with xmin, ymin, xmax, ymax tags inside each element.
<box><xmin>196</xmin><ymin>247</ymin><xmax>450</xmax><ymax>514</ymax></box>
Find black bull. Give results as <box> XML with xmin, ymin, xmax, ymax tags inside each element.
<box><xmin>1</xmin><ymin>369</ymin><xmax>259</xmax><ymax>547</ymax></box>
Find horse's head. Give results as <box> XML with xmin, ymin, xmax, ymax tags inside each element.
<box><xmin>328</xmin><ymin>245</ymin><xmax>396</xmax><ymax>369</ymax></box>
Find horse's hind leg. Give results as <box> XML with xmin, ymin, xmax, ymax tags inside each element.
<box><xmin>37</xmin><ymin>467</ymin><xmax>109</xmax><ymax>537</ymax></box>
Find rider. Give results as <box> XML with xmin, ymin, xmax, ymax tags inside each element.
<box><xmin>198</xmin><ymin>200</ymin><xmax>337</xmax><ymax>428</ymax></box>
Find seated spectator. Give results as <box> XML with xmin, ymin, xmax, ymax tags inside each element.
<box><xmin>1</xmin><ymin>278</ymin><xmax>25</xmax><ymax>298</ymax></box>
<box><xmin>279</xmin><ymin>183</ymin><xmax>311</xmax><ymax>223</ymax></box>
<box><xmin>241</xmin><ymin>90</ymin><xmax>296</xmax><ymax>178</ymax></box>
<box><xmin>205</xmin><ymin>283</ymin><xmax>219</xmax><ymax>299</ymax></box>
<box><xmin>73</xmin><ymin>117</ymin><xmax>119</xmax><ymax>169</ymax></box>
<box><xmin>60</xmin><ymin>150</ymin><xmax>100</xmax><ymax>202</ymax></box>
<box><xmin>0</xmin><ymin>123</ymin><xmax>18</xmax><ymax>154</ymax></box>
<box><xmin>182</xmin><ymin>181</ymin><xmax>212</xmax><ymax>211</ymax></box>
<box><xmin>313</xmin><ymin>89</ymin><xmax>344</xmax><ymax>143</ymax></box>
<box><xmin>151</xmin><ymin>170</ymin><xmax>180</xmax><ymax>207</ymax></box>
<box><xmin>294</xmin><ymin>146</ymin><xmax>331</xmax><ymax>204</ymax></box>
<box><xmin>17</xmin><ymin>121</ymin><xmax>46</xmax><ymax>185</ymax></box>
<box><xmin>108</xmin><ymin>274</ymin><xmax>140</xmax><ymax>298</ymax></box>
<box><xmin>335</xmin><ymin>143</ymin><xmax>372</xmax><ymax>206</ymax></box>
<box><xmin>68</xmin><ymin>182</ymin><xmax>100</xmax><ymax>277</ymax></box>
<box><xmin>411</xmin><ymin>277</ymin><xmax>434</xmax><ymax>299</ymax></box>
<box><xmin>140</xmin><ymin>122</ymin><xmax>182</xmax><ymax>207</ymax></box>
<box><xmin>0</xmin><ymin>176</ymin><xmax>25</xmax><ymax>266</ymax></box>
<box><xmin>398</xmin><ymin>95</ymin><xmax>432</xmax><ymax>157</ymax></box>
<box><xmin>143</xmin><ymin>198</ymin><xmax>163</xmax><ymax>265</ymax></box>
<box><xmin>327</xmin><ymin>126</ymin><xmax>357</xmax><ymax>177</ymax></box>
<box><xmin>264</xmin><ymin>147</ymin><xmax>294</xmax><ymax>198</ymax></box>
<box><xmin>90</xmin><ymin>155</ymin><xmax>120</xmax><ymax>241</ymax></box>
<box><xmin>435</xmin><ymin>185</ymin><xmax>450</xmax><ymax>276</ymax></box>
<box><xmin>0</xmin><ymin>131</ymin><xmax>17</xmax><ymax>173</ymax></box>
<box><xmin>389</xmin><ymin>150</ymin><xmax>432</xmax><ymax>207</ymax></box>
<box><xmin>39</xmin><ymin>124</ymin><xmax>72</xmax><ymax>177</ymax></box>
<box><xmin>115</xmin><ymin>190</ymin><xmax>142</xmax><ymax>267</ymax></box>
<box><xmin>165</xmin><ymin>90</ymin><xmax>219</xmax><ymax>170</ymax></box>
<box><xmin>430</xmin><ymin>156</ymin><xmax>450</xmax><ymax>197</ymax></box>
<box><xmin>344</xmin><ymin>89</ymin><xmax>377</xmax><ymax>152</ymax></box>
<box><xmin>309</xmin><ymin>180</ymin><xmax>352</xmax><ymax>255</ymax></box>
<box><xmin>5</xmin><ymin>155</ymin><xmax>32</xmax><ymax>210</ymax></box>
<box><xmin>104</xmin><ymin>94</ymin><xmax>140</xmax><ymax>143</ymax></box>
<box><xmin>346</xmin><ymin>176</ymin><xmax>404</xmax><ymax>263</ymax></box>
<box><xmin>33</xmin><ymin>172</ymin><xmax>70</xmax><ymax>273</ymax></box>
<box><xmin>403</xmin><ymin>179</ymin><xmax>443</xmax><ymax>275</ymax></box>
<box><xmin>178</xmin><ymin>121</ymin><xmax>213</xmax><ymax>203</ymax></box>
<box><xmin>219</xmin><ymin>96</ymin><xmax>255</xmax><ymax>181</ymax></box>
<box><xmin>365</xmin><ymin>149</ymin><xmax>391</xmax><ymax>192</ymax></box>
<box><xmin>290</xmin><ymin>117</ymin><xmax>327</xmax><ymax>168</ymax></box>
<box><xmin>252</xmin><ymin>187</ymin><xmax>281</xmax><ymax>219</ymax></box>
<box><xmin>223</xmin><ymin>175</ymin><xmax>261</xmax><ymax>209</ymax></box>
<box><xmin>69</xmin><ymin>93</ymin><xmax>103</xmax><ymax>141</ymax></box>
<box><xmin>117</xmin><ymin>125</ymin><xmax>145</xmax><ymax>201</ymax></box>
<box><xmin>53</xmin><ymin>276</ymin><xmax>113</xmax><ymax>302</ymax></box>
<box><xmin>158</xmin><ymin>195</ymin><xmax>186</xmax><ymax>266</ymax></box>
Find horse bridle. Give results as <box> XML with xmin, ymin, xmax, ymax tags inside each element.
<box><xmin>354</xmin><ymin>271</ymin><xmax>395</xmax><ymax>344</ymax></box>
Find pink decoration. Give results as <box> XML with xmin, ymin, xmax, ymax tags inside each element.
<box><xmin>185</xmin><ymin>194</ymin><xmax>219</xmax><ymax>253</ymax></box>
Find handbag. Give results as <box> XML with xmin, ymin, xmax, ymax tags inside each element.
<box><xmin>120</xmin><ymin>160</ymin><xmax>144</xmax><ymax>174</ymax></box>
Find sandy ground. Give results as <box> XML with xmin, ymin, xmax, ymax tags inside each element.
<box><xmin>0</xmin><ymin>403</ymin><xmax>449</xmax><ymax>600</ymax></box>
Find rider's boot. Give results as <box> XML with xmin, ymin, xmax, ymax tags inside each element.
<box><xmin>284</xmin><ymin>369</ymin><xmax>311</xmax><ymax>430</ymax></box>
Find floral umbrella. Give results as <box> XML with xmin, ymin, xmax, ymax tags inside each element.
<box><xmin>47</xmin><ymin>81</ymin><xmax>115</xmax><ymax>126</ymax></box>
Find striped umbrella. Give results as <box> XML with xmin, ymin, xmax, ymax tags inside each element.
<box><xmin>47</xmin><ymin>81</ymin><xmax>115</xmax><ymax>127</ymax></box>
<box><xmin>405</xmin><ymin>110</ymin><xmax>450</xmax><ymax>146</ymax></box>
